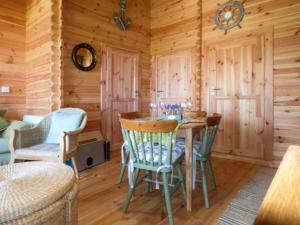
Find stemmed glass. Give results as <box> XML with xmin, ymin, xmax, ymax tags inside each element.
<box><xmin>186</xmin><ymin>101</ymin><xmax>193</xmax><ymax>110</ymax></box>
<box><xmin>159</xmin><ymin>102</ymin><xmax>165</xmax><ymax>115</ymax></box>
<box><xmin>181</xmin><ymin>102</ymin><xmax>187</xmax><ymax>109</ymax></box>
<box><xmin>149</xmin><ymin>103</ymin><xmax>157</xmax><ymax>119</ymax></box>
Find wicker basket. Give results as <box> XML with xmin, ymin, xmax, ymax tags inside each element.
<box><xmin>0</xmin><ymin>162</ymin><xmax>78</xmax><ymax>225</ymax></box>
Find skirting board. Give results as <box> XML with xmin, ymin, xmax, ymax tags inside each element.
<box><xmin>212</xmin><ymin>152</ymin><xmax>276</xmax><ymax>168</ymax></box>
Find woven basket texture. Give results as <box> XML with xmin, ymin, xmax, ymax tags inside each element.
<box><xmin>0</xmin><ymin>162</ymin><xmax>75</xmax><ymax>224</ymax></box>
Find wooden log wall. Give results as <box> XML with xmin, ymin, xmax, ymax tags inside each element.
<box><xmin>202</xmin><ymin>0</ymin><xmax>300</xmax><ymax>164</ymax></box>
<box><xmin>1</xmin><ymin>0</ymin><xmax>299</xmax><ymax>165</ymax></box>
<box><xmin>0</xmin><ymin>0</ymin><xmax>26</xmax><ymax>119</ymax></box>
<box><xmin>26</xmin><ymin>0</ymin><xmax>62</xmax><ymax>115</ymax></box>
<box><xmin>50</xmin><ymin>0</ymin><xmax>63</xmax><ymax>111</ymax></box>
<box><xmin>150</xmin><ymin>0</ymin><xmax>201</xmax><ymax>108</ymax></box>
<box><xmin>62</xmin><ymin>0</ymin><xmax>151</xmax><ymax>132</ymax></box>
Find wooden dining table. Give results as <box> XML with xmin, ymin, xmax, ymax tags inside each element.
<box><xmin>178</xmin><ymin>121</ymin><xmax>206</xmax><ymax>212</ymax></box>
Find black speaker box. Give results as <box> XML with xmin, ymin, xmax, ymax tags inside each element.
<box><xmin>76</xmin><ymin>140</ymin><xmax>110</xmax><ymax>172</ymax></box>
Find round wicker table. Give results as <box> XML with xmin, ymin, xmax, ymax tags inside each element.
<box><xmin>0</xmin><ymin>162</ymin><xmax>78</xmax><ymax>225</ymax></box>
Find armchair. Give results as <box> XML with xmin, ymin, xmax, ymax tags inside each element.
<box><xmin>10</xmin><ymin>108</ymin><xmax>87</xmax><ymax>178</ymax></box>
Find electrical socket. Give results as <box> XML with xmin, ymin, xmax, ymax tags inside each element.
<box><xmin>0</xmin><ymin>86</ymin><xmax>10</xmax><ymax>93</ymax></box>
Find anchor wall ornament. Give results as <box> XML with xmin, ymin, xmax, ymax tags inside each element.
<box><xmin>113</xmin><ymin>0</ymin><xmax>131</xmax><ymax>31</ymax></box>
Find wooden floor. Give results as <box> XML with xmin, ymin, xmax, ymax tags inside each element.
<box><xmin>78</xmin><ymin>153</ymin><xmax>262</xmax><ymax>225</ymax></box>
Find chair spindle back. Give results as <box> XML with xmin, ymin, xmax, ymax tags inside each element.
<box><xmin>200</xmin><ymin>114</ymin><xmax>222</xmax><ymax>157</ymax></box>
<box><xmin>120</xmin><ymin>118</ymin><xmax>179</xmax><ymax>166</ymax></box>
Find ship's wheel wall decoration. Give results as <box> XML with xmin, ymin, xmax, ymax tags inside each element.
<box><xmin>214</xmin><ymin>0</ymin><xmax>245</xmax><ymax>35</ymax></box>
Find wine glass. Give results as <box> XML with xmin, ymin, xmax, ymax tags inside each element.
<box><xmin>186</xmin><ymin>101</ymin><xmax>193</xmax><ymax>110</ymax></box>
<box><xmin>149</xmin><ymin>103</ymin><xmax>157</xmax><ymax>119</ymax></box>
<box><xmin>159</xmin><ymin>102</ymin><xmax>165</xmax><ymax>115</ymax></box>
<box><xmin>181</xmin><ymin>102</ymin><xmax>187</xmax><ymax>109</ymax></box>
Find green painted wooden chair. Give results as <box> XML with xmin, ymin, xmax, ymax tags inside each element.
<box><xmin>192</xmin><ymin>114</ymin><xmax>221</xmax><ymax>208</ymax></box>
<box><xmin>118</xmin><ymin>112</ymin><xmax>146</xmax><ymax>184</ymax></box>
<box><xmin>119</xmin><ymin>118</ymin><xmax>186</xmax><ymax>225</ymax></box>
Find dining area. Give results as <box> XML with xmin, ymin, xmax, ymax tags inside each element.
<box><xmin>1</xmin><ymin>0</ymin><xmax>300</xmax><ymax>224</ymax></box>
<box><xmin>116</xmin><ymin>103</ymin><xmax>222</xmax><ymax>225</ymax></box>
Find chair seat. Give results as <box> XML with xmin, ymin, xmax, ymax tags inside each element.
<box><xmin>15</xmin><ymin>144</ymin><xmax>60</xmax><ymax>158</ymax></box>
<box><xmin>136</xmin><ymin>141</ymin><xmax>185</xmax><ymax>164</ymax></box>
<box><xmin>176</xmin><ymin>137</ymin><xmax>203</xmax><ymax>157</ymax></box>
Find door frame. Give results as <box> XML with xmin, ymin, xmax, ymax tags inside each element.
<box><xmin>202</xmin><ymin>27</ymin><xmax>274</xmax><ymax>161</ymax></box>
<box><xmin>100</xmin><ymin>43</ymin><xmax>141</xmax><ymax>143</ymax></box>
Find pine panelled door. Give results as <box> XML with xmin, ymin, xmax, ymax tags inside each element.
<box><xmin>154</xmin><ymin>50</ymin><xmax>196</xmax><ymax>114</ymax></box>
<box><xmin>204</xmin><ymin>29</ymin><xmax>273</xmax><ymax>161</ymax></box>
<box><xmin>101</xmin><ymin>45</ymin><xmax>140</xmax><ymax>149</ymax></box>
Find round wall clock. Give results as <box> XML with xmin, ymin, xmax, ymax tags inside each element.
<box><xmin>214</xmin><ymin>0</ymin><xmax>245</xmax><ymax>35</ymax></box>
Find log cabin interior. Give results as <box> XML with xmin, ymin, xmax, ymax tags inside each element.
<box><xmin>0</xmin><ymin>0</ymin><xmax>300</xmax><ymax>224</ymax></box>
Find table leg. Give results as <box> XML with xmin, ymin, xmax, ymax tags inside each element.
<box><xmin>185</xmin><ymin>128</ymin><xmax>193</xmax><ymax>212</ymax></box>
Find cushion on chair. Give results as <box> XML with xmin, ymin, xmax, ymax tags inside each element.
<box><xmin>0</xmin><ymin>152</ymin><xmax>10</xmax><ymax>166</ymax></box>
<box><xmin>192</xmin><ymin>140</ymin><xmax>202</xmax><ymax>156</ymax></box>
<box><xmin>0</xmin><ymin>138</ymin><xmax>9</xmax><ymax>154</ymax></box>
<box><xmin>136</xmin><ymin>141</ymin><xmax>185</xmax><ymax>164</ymax></box>
<box><xmin>176</xmin><ymin>137</ymin><xmax>203</xmax><ymax>157</ymax></box>
<box><xmin>2</xmin><ymin>120</ymin><xmax>31</xmax><ymax>138</ymax></box>
<box><xmin>0</xmin><ymin>117</ymin><xmax>9</xmax><ymax>132</ymax></box>
<box><xmin>15</xmin><ymin>144</ymin><xmax>60</xmax><ymax>158</ymax></box>
<box><xmin>0</xmin><ymin>108</ymin><xmax>7</xmax><ymax>117</ymax></box>
<box><xmin>22</xmin><ymin>115</ymin><xmax>44</xmax><ymax>126</ymax></box>
<box><xmin>44</xmin><ymin>110</ymin><xmax>84</xmax><ymax>144</ymax></box>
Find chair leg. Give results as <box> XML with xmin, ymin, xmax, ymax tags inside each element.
<box><xmin>123</xmin><ymin>168</ymin><xmax>140</xmax><ymax>213</ymax></box>
<box><xmin>200</xmin><ymin>161</ymin><xmax>210</xmax><ymax>208</ymax></box>
<box><xmin>162</xmin><ymin>172</ymin><xmax>174</xmax><ymax>225</ymax></box>
<box><xmin>177</xmin><ymin>164</ymin><xmax>186</xmax><ymax>201</ymax></box>
<box><xmin>146</xmin><ymin>170</ymin><xmax>153</xmax><ymax>193</ymax></box>
<box><xmin>207</xmin><ymin>159</ymin><xmax>216</xmax><ymax>190</ymax></box>
<box><xmin>118</xmin><ymin>151</ymin><xmax>130</xmax><ymax>184</ymax></box>
<box><xmin>71</xmin><ymin>157</ymin><xmax>79</xmax><ymax>179</ymax></box>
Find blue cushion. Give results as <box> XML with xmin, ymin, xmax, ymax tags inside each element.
<box><xmin>23</xmin><ymin>115</ymin><xmax>44</xmax><ymax>126</ymax></box>
<box><xmin>0</xmin><ymin>138</ymin><xmax>9</xmax><ymax>154</ymax></box>
<box><xmin>176</xmin><ymin>137</ymin><xmax>203</xmax><ymax>156</ymax></box>
<box><xmin>135</xmin><ymin>140</ymin><xmax>185</xmax><ymax>164</ymax></box>
<box><xmin>2</xmin><ymin>120</ymin><xmax>31</xmax><ymax>138</ymax></box>
<box><xmin>0</xmin><ymin>117</ymin><xmax>9</xmax><ymax>132</ymax></box>
<box><xmin>0</xmin><ymin>152</ymin><xmax>10</xmax><ymax>166</ymax></box>
<box><xmin>44</xmin><ymin>110</ymin><xmax>84</xmax><ymax>144</ymax></box>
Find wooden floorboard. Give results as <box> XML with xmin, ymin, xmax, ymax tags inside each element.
<box><xmin>78</xmin><ymin>153</ymin><xmax>262</xmax><ymax>225</ymax></box>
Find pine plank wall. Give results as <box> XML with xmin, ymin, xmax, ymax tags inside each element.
<box><xmin>26</xmin><ymin>0</ymin><xmax>62</xmax><ymax>115</ymax></box>
<box><xmin>151</xmin><ymin>0</ymin><xmax>201</xmax><ymax>109</ymax></box>
<box><xmin>0</xmin><ymin>1</ymin><xmax>26</xmax><ymax>119</ymax></box>
<box><xmin>0</xmin><ymin>0</ymin><xmax>62</xmax><ymax>118</ymax></box>
<box><xmin>62</xmin><ymin>0</ymin><xmax>151</xmax><ymax>132</ymax></box>
<box><xmin>0</xmin><ymin>0</ymin><xmax>299</xmax><ymax>164</ymax></box>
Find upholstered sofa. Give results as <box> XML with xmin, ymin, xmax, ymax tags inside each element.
<box><xmin>0</xmin><ymin>109</ymin><xmax>31</xmax><ymax>165</ymax></box>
